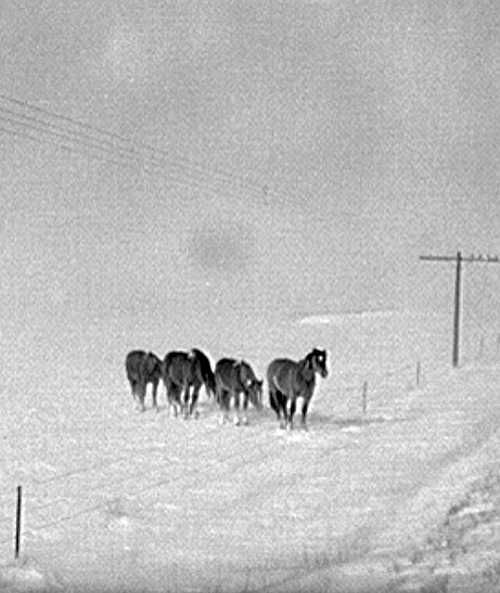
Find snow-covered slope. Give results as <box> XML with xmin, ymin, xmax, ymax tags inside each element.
<box><xmin>1</xmin><ymin>311</ymin><xmax>500</xmax><ymax>592</ymax></box>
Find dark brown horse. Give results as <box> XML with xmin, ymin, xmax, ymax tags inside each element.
<box><xmin>162</xmin><ymin>348</ymin><xmax>215</xmax><ymax>418</ymax></box>
<box><xmin>267</xmin><ymin>348</ymin><xmax>328</xmax><ymax>430</ymax></box>
<box><xmin>214</xmin><ymin>358</ymin><xmax>263</xmax><ymax>425</ymax></box>
<box><xmin>125</xmin><ymin>350</ymin><xmax>163</xmax><ymax>411</ymax></box>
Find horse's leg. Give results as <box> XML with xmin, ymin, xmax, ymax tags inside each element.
<box><xmin>152</xmin><ymin>379</ymin><xmax>159</xmax><ymax>412</ymax></box>
<box><xmin>166</xmin><ymin>379</ymin><xmax>177</xmax><ymax>417</ymax></box>
<box><xmin>269</xmin><ymin>387</ymin><xmax>281</xmax><ymax>420</ymax></box>
<box><xmin>190</xmin><ymin>383</ymin><xmax>201</xmax><ymax>418</ymax></box>
<box><xmin>172</xmin><ymin>385</ymin><xmax>182</xmax><ymax>418</ymax></box>
<box><xmin>165</xmin><ymin>379</ymin><xmax>173</xmax><ymax>416</ymax></box>
<box><xmin>130</xmin><ymin>380</ymin><xmax>138</xmax><ymax>407</ymax></box>
<box><xmin>138</xmin><ymin>382</ymin><xmax>146</xmax><ymax>412</ymax></box>
<box><xmin>287</xmin><ymin>398</ymin><xmax>297</xmax><ymax>430</ymax></box>
<box><xmin>278</xmin><ymin>392</ymin><xmax>287</xmax><ymax>429</ymax></box>
<box><xmin>233</xmin><ymin>391</ymin><xmax>241</xmax><ymax>425</ymax></box>
<box><xmin>301</xmin><ymin>398</ymin><xmax>310</xmax><ymax>429</ymax></box>
<box><xmin>218</xmin><ymin>389</ymin><xmax>229</xmax><ymax>425</ymax></box>
<box><xmin>182</xmin><ymin>383</ymin><xmax>191</xmax><ymax>419</ymax></box>
<box><xmin>241</xmin><ymin>391</ymin><xmax>249</xmax><ymax>425</ymax></box>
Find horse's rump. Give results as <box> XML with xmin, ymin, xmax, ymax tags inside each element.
<box><xmin>125</xmin><ymin>350</ymin><xmax>162</xmax><ymax>410</ymax></box>
<box><xmin>126</xmin><ymin>350</ymin><xmax>161</xmax><ymax>383</ymax></box>
<box><xmin>266</xmin><ymin>358</ymin><xmax>300</xmax><ymax>395</ymax></box>
<box><xmin>162</xmin><ymin>348</ymin><xmax>215</xmax><ymax>417</ymax></box>
<box><xmin>142</xmin><ymin>352</ymin><xmax>162</xmax><ymax>382</ymax></box>
<box><xmin>126</xmin><ymin>350</ymin><xmax>146</xmax><ymax>382</ymax></box>
<box><xmin>163</xmin><ymin>351</ymin><xmax>191</xmax><ymax>387</ymax></box>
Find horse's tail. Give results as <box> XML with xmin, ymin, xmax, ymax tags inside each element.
<box><xmin>191</xmin><ymin>348</ymin><xmax>216</xmax><ymax>397</ymax></box>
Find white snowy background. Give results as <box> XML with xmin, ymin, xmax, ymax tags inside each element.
<box><xmin>1</xmin><ymin>1</ymin><xmax>500</xmax><ymax>591</ymax></box>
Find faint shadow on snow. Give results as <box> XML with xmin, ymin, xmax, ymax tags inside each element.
<box><xmin>0</xmin><ymin>557</ymin><xmax>67</xmax><ymax>593</ymax></box>
<box><xmin>100</xmin><ymin>496</ymin><xmax>146</xmax><ymax>532</ymax></box>
<box><xmin>314</xmin><ymin>412</ymin><xmax>410</xmax><ymax>432</ymax></box>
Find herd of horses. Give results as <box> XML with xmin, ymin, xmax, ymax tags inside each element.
<box><xmin>125</xmin><ymin>347</ymin><xmax>328</xmax><ymax>430</ymax></box>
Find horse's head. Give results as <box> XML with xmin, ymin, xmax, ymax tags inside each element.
<box><xmin>308</xmin><ymin>348</ymin><xmax>328</xmax><ymax>378</ymax></box>
<box><xmin>247</xmin><ymin>378</ymin><xmax>263</xmax><ymax>410</ymax></box>
<box><xmin>239</xmin><ymin>360</ymin><xmax>264</xmax><ymax>410</ymax></box>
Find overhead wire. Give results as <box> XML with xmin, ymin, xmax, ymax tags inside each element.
<box><xmin>0</xmin><ymin>115</ymin><xmax>252</xmax><ymax>207</ymax></box>
<box><xmin>0</xmin><ymin>92</ymin><xmax>274</xmax><ymax>204</ymax></box>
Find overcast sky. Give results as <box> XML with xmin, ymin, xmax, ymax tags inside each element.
<box><xmin>1</xmin><ymin>0</ymin><xmax>499</xmax><ymax>369</ymax></box>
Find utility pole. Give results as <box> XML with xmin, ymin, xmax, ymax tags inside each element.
<box><xmin>420</xmin><ymin>251</ymin><xmax>500</xmax><ymax>368</ymax></box>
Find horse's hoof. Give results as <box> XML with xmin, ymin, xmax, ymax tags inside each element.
<box><xmin>233</xmin><ymin>417</ymin><xmax>241</xmax><ymax>426</ymax></box>
<box><xmin>242</xmin><ymin>417</ymin><xmax>249</xmax><ymax>426</ymax></box>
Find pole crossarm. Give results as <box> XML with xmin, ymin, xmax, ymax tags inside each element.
<box><xmin>420</xmin><ymin>254</ymin><xmax>500</xmax><ymax>263</ymax></box>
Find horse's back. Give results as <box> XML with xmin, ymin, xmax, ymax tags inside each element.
<box><xmin>164</xmin><ymin>350</ymin><xmax>189</xmax><ymax>371</ymax></box>
<box><xmin>164</xmin><ymin>350</ymin><xmax>193</xmax><ymax>386</ymax></box>
<box><xmin>164</xmin><ymin>350</ymin><xmax>188</xmax><ymax>364</ymax></box>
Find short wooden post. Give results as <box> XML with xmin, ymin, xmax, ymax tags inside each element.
<box><xmin>362</xmin><ymin>381</ymin><xmax>368</xmax><ymax>415</ymax></box>
<box><xmin>496</xmin><ymin>334</ymin><xmax>500</xmax><ymax>357</ymax></box>
<box><xmin>15</xmin><ymin>485</ymin><xmax>22</xmax><ymax>559</ymax></box>
<box><xmin>416</xmin><ymin>361</ymin><xmax>421</xmax><ymax>387</ymax></box>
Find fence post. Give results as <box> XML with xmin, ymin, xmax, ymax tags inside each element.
<box><xmin>416</xmin><ymin>361</ymin><xmax>421</xmax><ymax>387</ymax></box>
<box><xmin>15</xmin><ymin>485</ymin><xmax>22</xmax><ymax>559</ymax></box>
<box><xmin>362</xmin><ymin>381</ymin><xmax>368</xmax><ymax>415</ymax></box>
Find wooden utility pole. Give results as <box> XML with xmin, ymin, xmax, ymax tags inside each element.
<box><xmin>15</xmin><ymin>485</ymin><xmax>22</xmax><ymax>559</ymax></box>
<box><xmin>420</xmin><ymin>251</ymin><xmax>500</xmax><ymax>368</ymax></box>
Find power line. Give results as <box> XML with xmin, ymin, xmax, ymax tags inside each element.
<box><xmin>0</xmin><ymin>123</ymin><xmax>128</xmax><ymax>170</ymax></box>
<box><xmin>0</xmin><ymin>104</ymin><xmax>150</xmax><ymax>166</ymax></box>
<box><xmin>0</xmin><ymin>102</ymin><xmax>282</xmax><ymax>213</ymax></box>
<box><xmin>0</xmin><ymin>113</ymin><xmax>137</xmax><ymax>168</ymax></box>
<box><xmin>0</xmin><ymin>118</ymin><xmax>247</xmax><ymax>202</ymax></box>
<box><xmin>0</xmin><ymin>92</ymin><xmax>273</xmax><ymax>202</ymax></box>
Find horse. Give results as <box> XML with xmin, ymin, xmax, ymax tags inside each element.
<box><xmin>162</xmin><ymin>348</ymin><xmax>216</xmax><ymax>418</ymax></box>
<box><xmin>214</xmin><ymin>358</ymin><xmax>263</xmax><ymax>425</ymax></box>
<box><xmin>125</xmin><ymin>350</ymin><xmax>163</xmax><ymax>411</ymax></box>
<box><xmin>266</xmin><ymin>348</ymin><xmax>328</xmax><ymax>430</ymax></box>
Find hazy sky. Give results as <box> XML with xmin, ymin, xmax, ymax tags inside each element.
<box><xmin>1</xmin><ymin>0</ymin><xmax>499</xmax><ymax>368</ymax></box>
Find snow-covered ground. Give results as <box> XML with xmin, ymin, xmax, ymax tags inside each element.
<box><xmin>1</xmin><ymin>310</ymin><xmax>500</xmax><ymax>592</ymax></box>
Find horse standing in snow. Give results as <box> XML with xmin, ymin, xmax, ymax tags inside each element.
<box><xmin>162</xmin><ymin>348</ymin><xmax>216</xmax><ymax>418</ymax></box>
<box><xmin>266</xmin><ymin>348</ymin><xmax>328</xmax><ymax>430</ymax></box>
<box><xmin>214</xmin><ymin>358</ymin><xmax>263</xmax><ymax>425</ymax></box>
<box><xmin>125</xmin><ymin>350</ymin><xmax>163</xmax><ymax>411</ymax></box>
